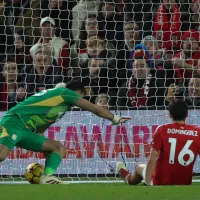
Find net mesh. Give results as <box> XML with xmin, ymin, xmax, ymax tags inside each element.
<box><xmin>0</xmin><ymin>0</ymin><xmax>200</xmax><ymax>183</ymax></box>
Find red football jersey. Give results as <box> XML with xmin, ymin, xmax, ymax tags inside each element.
<box><xmin>151</xmin><ymin>122</ymin><xmax>200</xmax><ymax>185</ymax></box>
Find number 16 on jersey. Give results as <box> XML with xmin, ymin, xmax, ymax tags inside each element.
<box><xmin>168</xmin><ymin>138</ymin><xmax>195</xmax><ymax>166</ymax></box>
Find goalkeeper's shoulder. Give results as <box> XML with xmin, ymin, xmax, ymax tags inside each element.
<box><xmin>46</xmin><ymin>86</ymin><xmax>67</xmax><ymax>95</ymax></box>
<box><xmin>54</xmin><ymin>84</ymin><xmax>79</xmax><ymax>97</ymax></box>
<box><xmin>49</xmin><ymin>83</ymin><xmax>69</xmax><ymax>94</ymax></box>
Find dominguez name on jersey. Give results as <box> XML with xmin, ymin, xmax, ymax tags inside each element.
<box><xmin>167</xmin><ymin>128</ymin><xmax>198</xmax><ymax>137</ymax></box>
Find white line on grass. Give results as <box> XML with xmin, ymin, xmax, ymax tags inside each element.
<box><xmin>0</xmin><ymin>180</ymin><xmax>200</xmax><ymax>184</ymax></box>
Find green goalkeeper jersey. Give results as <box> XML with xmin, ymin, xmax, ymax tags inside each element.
<box><xmin>4</xmin><ymin>87</ymin><xmax>81</xmax><ymax>133</ymax></box>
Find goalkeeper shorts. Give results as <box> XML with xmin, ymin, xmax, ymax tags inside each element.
<box><xmin>0</xmin><ymin>115</ymin><xmax>48</xmax><ymax>151</ymax></box>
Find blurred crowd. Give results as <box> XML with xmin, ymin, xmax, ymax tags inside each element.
<box><xmin>0</xmin><ymin>0</ymin><xmax>200</xmax><ymax>110</ymax></box>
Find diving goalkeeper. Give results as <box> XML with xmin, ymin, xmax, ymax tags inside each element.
<box><xmin>0</xmin><ymin>80</ymin><xmax>130</xmax><ymax>184</ymax></box>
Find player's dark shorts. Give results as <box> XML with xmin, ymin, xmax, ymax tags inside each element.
<box><xmin>0</xmin><ymin>115</ymin><xmax>48</xmax><ymax>151</ymax></box>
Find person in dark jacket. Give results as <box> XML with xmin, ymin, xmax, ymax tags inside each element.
<box><xmin>178</xmin><ymin>0</ymin><xmax>200</xmax><ymax>32</ymax></box>
<box><xmin>19</xmin><ymin>45</ymin><xmax>63</xmax><ymax>98</ymax></box>
<box><xmin>41</xmin><ymin>0</ymin><xmax>76</xmax><ymax>42</ymax></box>
<box><xmin>124</xmin><ymin>0</ymin><xmax>159</xmax><ymax>23</ymax></box>
<box><xmin>117</xmin><ymin>48</ymin><xmax>166</xmax><ymax>109</ymax></box>
<box><xmin>0</xmin><ymin>21</ymin><xmax>14</xmax><ymax>63</ymax></box>
<box><xmin>97</xmin><ymin>0</ymin><xmax>124</xmax><ymax>47</ymax></box>
<box><xmin>81</xmin><ymin>50</ymin><xmax>118</xmax><ymax>105</ymax></box>
<box><xmin>70</xmin><ymin>15</ymin><xmax>116</xmax><ymax>75</ymax></box>
<box><xmin>0</xmin><ymin>56</ymin><xmax>22</xmax><ymax>110</ymax></box>
<box><xmin>116</xmin><ymin>19</ymin><xmax>141</xmax><ymax>87</ymax></box>
<box><xmin>166</xmin><ymin>74</ymin><xmax>200</xmax><ymax>108</ymax></box>
<box><xmin>14</xmin><ymin>29</ymin><xmax>32</xmax><ymax>72</ymax></box>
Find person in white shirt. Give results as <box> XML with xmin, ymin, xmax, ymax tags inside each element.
<box><xmin>30</xmin><ymin>17</ymin><xmax>70</xmax><ymax>76</ymax></box>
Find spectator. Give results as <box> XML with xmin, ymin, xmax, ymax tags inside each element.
<box><xmin>21</xmin><ymin>45</ymin><xmax>63</xmax><ymax>98</ymax></box>
<box><xmin>143</xmin><ymin>0</ymin><xmax>182</xmax><ymax>54</ymax></box>
<box><xmin>72</xmin><ymin>0</ymin><xmax>101</xmax><ymax>40</ymax></box>
<box><xmin>141</xmin><ymin>35</ymin><xmax>166</xmax><ymax>60</ymax></box>
<box><xmin>3</xmin><ymin>0</ymin><xmax>26</xmax><ymax>30</ymax></box>
<box><xmin>95</xmin><ymin>93</ymin><xmax>110</xmax><ymax>110</ymax></box>
<box><xmin>0</xmin><ymin>20</ymin><xmax>14</xmax><ymax>63</ymax></box>
<box><xmin>72</xmin><ymin>36</ymin><xmax>116</xmax><ymax>77</ymax></box>
<box><xmin>117</xmin><ymin>49</ymin><xmax>166</xmax><ymax>109</ymax></box>
<box><xmin>97</xmin><ymin>0</ymin><xmax>124</xmax><ymax>46</ymax></box>
<box><xmin>0</xmin><ymin>2</ymin><xmax>14</xmax><ymax>63</ymax></box>
<box><xmin>166</xmin><ymin>74</ymin><xmax>200</xmax><ymax>107</ymax></box>
<box><xmin>116</xmin><ymin>20</ymin><xmax>140</xmax><ymax>86</ymax></box>
<box><xmin>179</xmin><ymin>0</ymin><xmax>190</xmax><ymax>14</ymax></box>
<box><xmin>30</xmin><ymin>17</ymin><xmax>70</xmax><ymax>77</ymax></box>
<box><xmin>125</xmin><ymin>0</ymin><xmax>158</xmax><ymax>22</ymax></box>
<box><xmin>0</xmin><ymin>56</ymin><xmax>22</xmax><ymax>110</ymax></box>
<box><xmin>179</xmin><ymin>0</ymin><xmax>194</xmax><ymax>31</ymax></box>
<box><xmin>14</xmin><ymin>30</ymin><xmax>32</xmax><ymax>72</ymax></box>
<box><xmin>141</xmin><ymin>36</ymin><xmax>177</xmax><ymax>87</ymax></box>
<box><xmin>70</xmin><ymin>15</ymin><xmax>116</xmax><ymax>74</ymax></box>
<box><xmin>83</xmin><ymin>82</ymin><xmax>95</xmax><ymax>103</ymax></box>
<box><xmin>171</xmin><ymin>29</ymin><xmax>200</xmax><ymax>85</ymax></box>
<box><xmin>81</xmin><ymin>50</ymin><xmax>118</xmax><ymax>104</ymax></box>
<box><xmin>179</xmin><ymin>0</ymin><xmax>200</xmax><ymax>32</ymax></box>
<box><xmin>86</xmin><ymin>36</ymin><xmax>115</xmax><ymax>59</ymax></box>
<box><xmin>190</xmin><ymin>0</ymin><xmax>200</xmax><ymax>31</ymax></box>
<box><xmin>15</xmin><ymin>0</ymin><xmax>41</xmax><ymax>45</ymax></box>
<box><xmin>79</xmin><ymin>14</ymin><xmax>105</xmax><ymax>39</ymax></box>
<box><xmin>41</xmin><ymin>0</ymin><xmax>76</xmax><ymax>42</ymax></box>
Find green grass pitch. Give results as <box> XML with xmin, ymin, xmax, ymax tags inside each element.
<box><xmin>0</xmin><ymin>183</ymin><xmax>200</xmax><ymax>200</ymax></box>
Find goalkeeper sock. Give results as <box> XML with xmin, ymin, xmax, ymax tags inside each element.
<box><xmin>43</xmin><ymin>152</ymin><xmax>62</xmax><ymax>175</ymax></box>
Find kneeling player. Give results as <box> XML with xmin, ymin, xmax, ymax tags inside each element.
<box><xmin>117</xmin><ymin>99</ymin><xmax>200</xmax><ymax>185</ymax></box>
<box><xmin>0</xmin><ymin>80</ymin><xmax>130</xmax><ymax>184</ymax></box>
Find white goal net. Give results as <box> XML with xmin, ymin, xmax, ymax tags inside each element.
<box><xmin>0</xmin><ymin>0</ymin><xmax>200</xmax><ymax>183</ymax></box>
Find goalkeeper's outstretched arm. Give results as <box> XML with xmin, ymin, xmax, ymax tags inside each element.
<box><xmin>75</xmin><ymin>98</ymin><xmax>131</xmax><ymax>125</ymax></box>
<box><xmin>56</xmin><ymin>80</ymin><xmax>130</xmax><ymax>124</ymax></box>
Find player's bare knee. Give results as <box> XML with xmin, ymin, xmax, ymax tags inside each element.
<box><xmin>135</xmin><ymin>164</ymin><xmax>146</xmax><ymax>176</ymax></box>
<box><xmin>54</xmin><ymin>142</ymin><xmax>66</xmax><ymax>158</ymax></box>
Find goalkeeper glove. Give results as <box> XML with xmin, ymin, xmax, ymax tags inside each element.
<box><xmin>112</xmin><ymin>115</ymin><xmax>131</xmax><ymax>125</ymax></box>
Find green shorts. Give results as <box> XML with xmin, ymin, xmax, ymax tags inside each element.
<box><xmin>0</xmin><ymin>115</ymin><xmax>48</xmax><ymax>151</ymax></box>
